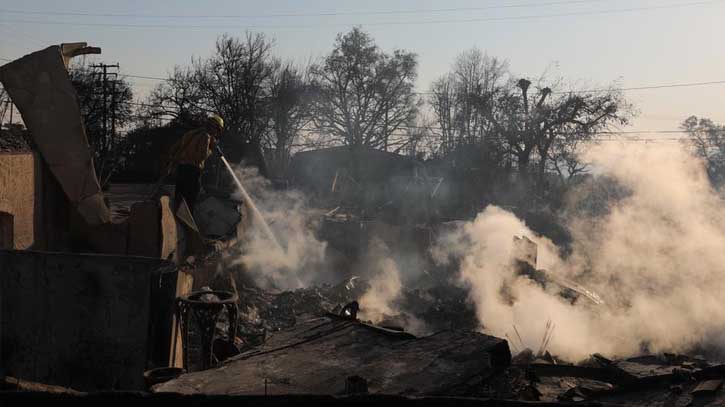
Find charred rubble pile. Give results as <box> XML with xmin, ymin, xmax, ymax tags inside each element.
<box><xmin>160</xmin><ymin>262</ymin><xmax>725</xmax><ymax>405</ymax></box>
<box><xmin>476</xmin><ymin>350</ymin><xmax>723</xmax><ymax>404</ymax></box>
<box><xmin>162</xmin><ymin>232</ymin><xmax>725</xmax><ymax>405</ymax></box>
<box><xmin>226</xmin><ymin>274</ymin><xmax>478</xmax><ymax>347</ymax></box>
<box><xmin>223</xmin><ymin>235</ymin><xmax>599</xmax><ymax>345</ymax></box>
<box><xmin>189</xmin><ymin>221</ymin><xmax>482</xmax><ymax>346</ymax></box>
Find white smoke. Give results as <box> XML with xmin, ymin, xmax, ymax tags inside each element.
<box><xmin>357</xmin><ymin>239</ymin><xmax>403</xmax><ymax>323</ymax></box>
<box><xmin>230</xmin><ymin>166</ymin><xmax>328</xmax><ymax>291</ymax></box>
<box><xmin>226</xmin><ymin>166</ymin><xmax>420</xmax><ymax>333</ymax></box>
<box><xmin>434</xmin><ymin>142</ymin><xmax>725</xmax><ymax>361</ymax></box>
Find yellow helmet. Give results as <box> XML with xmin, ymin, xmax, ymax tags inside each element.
<box><xmin>208</xmin><ymin>114</ymin><xmax>224</xmax><ymax>132</ymax></box>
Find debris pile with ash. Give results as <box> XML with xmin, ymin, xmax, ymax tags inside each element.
<box><xmin>230</xmin><ymin>274</ymin><xmax>479</xmax><ymax>348</ymax></box>
<box><xmin>475</xmin><ymin>347</ymin><xmax>725</xmax><ymax>405</ymax></box>
<box><xmin>180</xmin><ymin>236</ymin><xmax>725</xmax><ymax>404</ymax></box>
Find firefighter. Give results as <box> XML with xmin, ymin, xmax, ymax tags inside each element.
<box><xmin>167</xmin><ymin>114</ymin><xmax>224</xmax><ymax>212</ymax></box>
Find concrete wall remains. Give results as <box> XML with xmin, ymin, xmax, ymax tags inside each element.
<box><xmin>0</xmin><ymin>151</ymin><xmax>75</xmax><ymax>251</ymax></box>
<box><xmin>0</xmin><ymin>45</ymin><xmax>110</xmax><ymax>225</ymax></box>
<box><xmin>0</xmin><ymin>250</ymin><xmax>177</xmax><ymax>391</ymax></box>
<box><xmin>0</xmin><ymin>152</ymin><xmax>42</xmax><ymax>249</ymax></box>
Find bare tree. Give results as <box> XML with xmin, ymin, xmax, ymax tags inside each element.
<box><xmin>550</xmin><ymin>136</ymin><xmax>589</xmax><ymax>185</ymax></box>
<box><xmin>202</xmin><ymin>33</ymin><xmax>275</xmax><ymax>152</ymax></box>
<box><xmin>397</xmin><ymin>115</ymin><xmax>435</xmax><ymax>159</ymax></box>
<box><xmin>143</xmin><ymin>65</ymin><xmax>205</xmax><ymax>125</ymax></box>
<box><xmin>526</xmin><ymin>82</ymin><xmax>630</xmax><ymax>185</ymax></box>
<box><xmin>309</xmin><ymin>27</ymin><xmax>419</xmax><ymax>150</ymax></box>
<box><xmin>147</xmin><ymin>32</ymin><xmax>276</xmax><ymax>162</ymax></box>
<box><xmin>264</xmin><ymin>61</ymin><xmax>313</xmax><ymax>175</ymax></box>
<box><xmin>473</xmin><ymin>78</ymin><xmax>631</xmax><ymax>187</ymax></box>
<box><xmin>430</xmin><ymin>49</ymin><xmax>633</xmax><ymax>193</ymax></box>
<box><xmin>681</xmin><ymin>115</ymin><xmax>725</xmax><ymax>184</ymax></box>
<box><xmin>429</xmin><ymin>49</ymin><xmax>509</xmax><ymax>154</ymax></box>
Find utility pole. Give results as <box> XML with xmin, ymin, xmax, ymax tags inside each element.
<box><xmin>90</xmin><ymin>63</ymin><xmax>119</xmax><ymax>153</ymax></box>
<box><xmin>110</xmin><ymin>79</ymin><xmax>117</xmax><ymax>151</ymax></box>
<box><xmin>0</xmin><ymin>85</ymin><xmax>13</xmax><ymax>127</ymax></box>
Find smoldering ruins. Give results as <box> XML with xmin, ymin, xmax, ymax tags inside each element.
<box><xmin>3</xmin><ymin>37</ymin><xmax>725</xmax><ymax>407</ymax></box>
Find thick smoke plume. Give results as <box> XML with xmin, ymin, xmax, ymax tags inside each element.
<box><xmin>230</xmin><ymin>166</ymin><xmax>328</xmax><ymax>291</ymax></box>
<box><xmin>434</xmin><ymin>142</ymin><xmax>725</xmax><ymax>361</ymax></box>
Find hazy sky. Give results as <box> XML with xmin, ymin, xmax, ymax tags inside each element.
<box><xmin>1</xmin><ymin>0</ymin><xmax>723</xmax><ymax>133</ymax></box>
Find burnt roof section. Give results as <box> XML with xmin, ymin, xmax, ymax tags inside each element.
<box><xmin>154</xmin><ymin>314</ymin><xmax>511</xmax><ymax>396</ymax></box>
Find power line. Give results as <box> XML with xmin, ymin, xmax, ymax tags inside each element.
<box><xmin>119</xmin><ymin>72</ymin><xmax>725</xmax><ymax>95</ymax></box>
<box><xmin>116</xmin><ymin>107</ymin><xmax>707</xmax><ymax>137</ymax></box>
<box><xmin>421</xmin><ymin>79</ymin><xmax>725</xmax><ymax>95</ymax></box>
<box><xmin>384</xmin><ymin>126</ymin><xmax>706</xmax><ymax>136</ymax></box>
<box><xmin>301</xmin><ymin>128</ymin><xmax>702</xmax><ymax>141</ymax></box>
<box><xmin>0</xmin><ymin>1</ymin><xmax>718</xmax><ymax>29</ymax></box>
<box><xmin>118</xmin><ymin>100</ymin><xmax>705</xmax><ymax>136</ymax></box>
<box><xmin>5</xmin><ymin>54</ymin><xmax>725</xmax><ymax>96</ymax></box>
<box><xmin>406</xmin><ymin>132</ymin><xmax>698</xmax><ymax>142</ymax></box>
<box><xmin>2</xmin><ymin>64</ymin><xmax>723</xmax><ymax>138</ymax></box>
<box><xmin>554</xmin><ymin>80</ymin><xmax>725</xmax><ymax>94</ymax></box>
<box><xmin>126</xmin><ymin>82</ymin><xmax>157</xmax><ymax>88</ymax></box>
<box><xmin>0</xmin><ymin>28</ymin><xmax>45</xmax><ymax>49</ymax></box>
<box><xmin>3</xmin><ymin>56</ymin><xmax>723</xmax><ymax>131</ymax></box>
<box><xmin>0</xmin><ymin>1</ymin><xmax>610</xmax><ymax>19</ymax></box>
<box><xmin>0</xmin><ymin>23</ymin><xmax>47</xmax><ymax>47</ymax></box>
<box><xmin>121</xmin><ymin>74</ymin><xmax>169</xmax><ymax>81</ymax></box>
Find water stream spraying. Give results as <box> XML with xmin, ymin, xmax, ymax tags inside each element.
<box><xmin>218</xmin><ymin>153</ymin><xmax>282</xmax><ymax>251</ymax></box>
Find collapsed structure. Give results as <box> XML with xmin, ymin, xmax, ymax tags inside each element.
<box><xmin>0</xmin><ymin>43</ymin><xmax>246</xmax><ymax>390</ymax></box>
<box><xmin>3</xmin><ymin>44</ymin><xmax>725</xmax><ymax>407</ymax></box>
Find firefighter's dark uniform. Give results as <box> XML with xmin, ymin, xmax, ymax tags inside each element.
<box><xmin>167</xmin><ymin>128</ymin><xmax>214</xmax><ymax>211</ymax></box>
